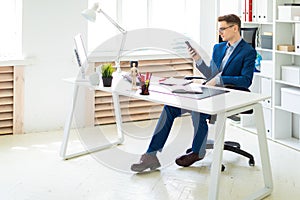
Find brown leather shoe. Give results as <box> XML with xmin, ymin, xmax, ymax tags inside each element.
<box><xmin>175</xmin><ymin>152</ymin><xmax>204</xmax><ymax>167</ymax></box>
<box><xmin>131</xmin><ymin>154</ymin><xmax>161</xmax><ymax>173</ymax></box>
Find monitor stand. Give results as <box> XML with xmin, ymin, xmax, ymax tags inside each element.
<box><xmin>75</xmin><ymin>69</ymin><xmax>89</xmax><ymax>82</ymax></box>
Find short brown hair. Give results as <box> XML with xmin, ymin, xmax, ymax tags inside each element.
<box><xmin>218</xmin><ymin>14</ymin><xmax>241</xmax><ymax>31</ymax></box>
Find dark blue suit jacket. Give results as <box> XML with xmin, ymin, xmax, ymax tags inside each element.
<box><xmin>197</xmin><ymin>39</ymin><xmax>256</xmax><ymax>89</ymax></box>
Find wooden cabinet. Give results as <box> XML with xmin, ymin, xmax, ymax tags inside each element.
<box><xmin>0</xmin><ymin>65</ymin><xmax>24</xmax><ymax>135</ymax></box>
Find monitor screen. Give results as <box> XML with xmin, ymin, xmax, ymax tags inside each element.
<box><xmin>74</xmin><ymin>34</ymin><xmax>88</xmax><ymax>69</ymax></box>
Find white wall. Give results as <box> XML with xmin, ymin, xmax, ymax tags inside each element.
<box><xmin>22</xmin><ymin>0</ymin><xmax>88</xmax><ymax>133</ymax></box>
<box><xmin>199</xmin><ymin>0</ymin><xmax>218</xmax><ymax>58</ymax></box>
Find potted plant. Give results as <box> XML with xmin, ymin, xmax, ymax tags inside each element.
<box><xmin>101</xmin><ymin>63</ymin><xmax>115</xmax><ymax>87</ymax></box>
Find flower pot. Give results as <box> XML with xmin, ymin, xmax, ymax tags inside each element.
<box><xmin>102</xmin><ymin>77</ymin><xmax>113</xmax><ymax>87</ymax></box>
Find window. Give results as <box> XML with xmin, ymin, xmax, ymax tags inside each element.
<box><xmin>87</xmin><ymin>0</ymin><xmax>118</xmax><ymax>51</ymax></box>
<box><xmin>122</xmin><ymin>0</ymin><xmax>148</xmax><ymax>30</ymax></box>
<box><xmin>150</xmin><ymin>0</ymin><xmax>186</xmax><ymax>33</ymax></box>
<box><xmin>87</xmin><ymin>0</ymin><xmax>200</xmax><ymax>53</ymax></box>
<box><xmin>0</xmin><ymin>0</ymin><xmax>22</xmax><ymax>59</ymax></box>
<box><xmin>183</xmin><ymin>0</ymin><xmax>201</xmax><ymax>43</ymax></box>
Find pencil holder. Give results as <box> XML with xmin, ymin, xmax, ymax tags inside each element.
<box><xmin>140</xmin><ymin>81</ymin><xmax>150</xmax><ymax>95</ymax></box>
<box><xmin>138</xmin><ymin>72</ymin><xmax>152</xmax><ymax>95</ymax></box>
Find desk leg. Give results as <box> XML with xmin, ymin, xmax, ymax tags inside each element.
<box><xmin>60</xmin><ymin>85</ymin><xmax>124</xmax><ymax>160</ymax></box>
<box><xmin>208</xmin><ymin>103</ymin><xmax>273</xmax><ymax>200</ymax></box>
<box><xmin>60</xmin><ymin>84</ymin><xmax>79</xmax><ymax>159</ymax></box>
<box><xmin>247</xmin><ymin>103</ymin><xmax>273</xmax><ymax>199</ymax></box>
<box><xmin>112</xmin><ymin>92</ymin><xmax>124</xmax><ymax>143</ymax></box>
<box><xmin>209</xmin><ymin>112</ymin><xmax>226</xmax><ymax>200</ymax></box>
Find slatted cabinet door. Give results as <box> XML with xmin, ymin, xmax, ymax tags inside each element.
<box><xmin>0</xmin><ymin>65</ymin><xmax>24</xmax><ymax>135</ymax></box>
<box><xmin>0</xmin><ymin>66</ymin><xmax>14</xmax><ymax>135</ymax></box>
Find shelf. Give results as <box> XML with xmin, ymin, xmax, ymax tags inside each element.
<box><xmin>230</xmin><ymin>122</ymin><xmax>257</xmax><ymax>134</ymax></box>
<box><xmin>274</xmin><ymin>105</ymin><xmax>299</xmax><ymax>114</ymax></box>
<box><xmin>274</xmin><ymin>105</ymin><xmax>285</xmax><ymax>111</ymax></box>
<box><xmin>256</xmin><ymin>47</ymin><xmax>273</xmax><ymax>52</ymax></box>
<box><xmin>275</xmin><ymin>80</ymin><xmax>300</xmax><ymax>88</ymax></box>
<box><xmin>243</xmin><ymin>21</ymin><xmax>273</xmax><ymax>25</ymax></box>
<box><xmin>273</xmin><ymin>138</ymin><xmax>300</xmax><ymax>151</ymax></box>
<box><xmin>275</xmin><ymin>50</ymin><xmax>300</xmax><ymax>56</ymax></box>
<box><xmin>254</xmin><ymin>73</ymin><xmax>272</xmax><ymax>79</ymax></box>
<box><xmin>230</xmin><ymin>122</ymin><xmax>273</xmax><ymax>139</ymax></box>
<box><xmin>276</xmin><ymin>20</ymin><xmax>300</xmax><ymax>24</ymax></box>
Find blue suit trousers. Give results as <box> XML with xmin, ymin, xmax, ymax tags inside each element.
<box><xmin>146</xmin><ymin>105</ymin><xmax>210</xmax><ymax>157</ymax></box>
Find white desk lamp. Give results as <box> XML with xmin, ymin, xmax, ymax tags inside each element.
<box><xmin>82</xmin><ymin>2</ymin><xmax>126</xmax><ymax>73</ymax></box>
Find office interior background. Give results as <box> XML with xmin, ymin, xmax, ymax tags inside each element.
<box><xmin>1</xmin><ymin>0</ymin><xmax>300</xmax><ymax>199</ymax></box>
<box><xmin>0</xmin><ymin>0</ymin><xmax>241</xmax><ymax>133</ymax></box>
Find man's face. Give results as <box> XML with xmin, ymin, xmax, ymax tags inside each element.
<box><xmin>218</xmin><ymin>21</ymin><xmax>236</xmax><ymax>42</ymax></box>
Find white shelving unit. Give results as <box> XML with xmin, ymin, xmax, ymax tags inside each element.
<box><xmin>273</xmin><ymin>0</ymin><xmax>300</xmax><ymax>150</ymax></box>
<box><xmin>238</xmin><ymin>0</ymin><xmax>300</xmax><ymax>150</ymax></box>
<box><xmin>240</xmin><ymin>0</ymin><xmax>274</xmax><ymax>140</ymax></box>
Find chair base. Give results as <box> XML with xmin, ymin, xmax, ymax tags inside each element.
<box><xmin>185</xmin><ymin>140</ymin><xmax>255</xmax><ymax>171</ymax></box>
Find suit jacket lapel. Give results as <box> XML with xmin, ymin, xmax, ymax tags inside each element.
<box><xmin>222</xmin><ymin>40</ymin><xmax>245</xmax><ymax>73</ymax></box>
<box><xmin>218</xmin><ymin>44</ymin><xmax>228</xmax><ymax>68</ymax></box>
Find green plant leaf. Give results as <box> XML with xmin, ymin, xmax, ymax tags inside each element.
<box><xmin>101</xmin><ymin>63</ymin><xmax>115</xmax><ymax>77</ymax></box>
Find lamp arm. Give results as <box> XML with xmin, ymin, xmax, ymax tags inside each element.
<box><xmin>93</xmin><ymin>6</ymin><xmax>127</xmax><ymax>73</ymax></box>
<box><xmin>115</xmin><ymin>31</ymin><xmax>127</xmax><ymax>72</ymax></box>
<box><xmin>97</xmin><ymin>9</ymin><xmax>126</xmax><ymax>34</ymax></box>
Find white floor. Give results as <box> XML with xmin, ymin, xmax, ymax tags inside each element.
<box><xmin>1</xmin><ymin>117</ymin><xmax>300</xmax><ymax>200</ymax></box>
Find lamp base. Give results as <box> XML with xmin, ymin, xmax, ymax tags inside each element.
<box><xmin>75</xmin><ymin>78</ymin><xmax>89</xmax><ymax>82</ymax></box>
<box><xmin>115</xmin><ymin>61</ymin><xmax>122</xmax><ymax>73</ymax></box>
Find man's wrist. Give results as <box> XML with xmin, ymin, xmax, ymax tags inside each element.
<box><xmin>195</xmin><ymin>59</ymin><xmax>203</xmax><ymax>66</ymax></box>
<box><xmin>215</xmin><ymin>74</ymin><xmax>222</xmax><ymax>85</ymax></box>
<box><xmin>215</xmin><ymin>76</ymin><xmax>220</xmax><ymax>85</ymax></box>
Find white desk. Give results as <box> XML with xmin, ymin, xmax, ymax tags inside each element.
<box><xmin>60</xmin><ymin>73</ymin><xmax>273</xmax><ymax>200</ymax></box>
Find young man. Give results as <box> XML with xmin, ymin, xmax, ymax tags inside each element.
<box><xmin>131</xmin><ymin>14</ymin><xmax>257</xmax><ymax>172</ymax></box>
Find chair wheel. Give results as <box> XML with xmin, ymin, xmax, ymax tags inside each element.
<box><xmin>186</xmin><ymin>148</ymin><xmax>192</xmax><ymax>154</ymax></box>
<box><xmin>249</xmin><ymin>158</ymin><xmax>255</xmax><ymax>166</ymax></box>
<box><xmin>221</xmin><ymin>164</ymin><xmax>225</xmax><ymax>171</ymax></box>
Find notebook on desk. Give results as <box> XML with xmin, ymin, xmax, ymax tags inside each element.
<box><xmin>159</xmin><ymin>77</ymin><xmax>192</xmax><ymax>86</ymax></box>
<box><xmin>171</xmin><ymin>85</ymin><xmax>203</xmax><ymax>94</ymax></box>
<box><xmin>170</xmin><ymin>86</ymin><xmax>229</xmax><ymax>100</ymax></box>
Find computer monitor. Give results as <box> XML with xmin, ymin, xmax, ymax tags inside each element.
<box><xmin>74</xmin><ymin>33</ymin><xmax>88</xmax><ymax>80</ymax></box>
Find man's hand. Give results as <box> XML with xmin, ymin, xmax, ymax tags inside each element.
<box><xmin>205</xmin><ymin>77</ymin><xmax>217</xmax><ymax>86</ymax></box>
<box><xmin>188</xmin><ymin>47</ymin><xmax>201</xmax><ymax>61</ymax></box>
<box><xmin>192</xmin><ymin>79</ymin><xmax>203</xmax><ymax>84</ymax></box>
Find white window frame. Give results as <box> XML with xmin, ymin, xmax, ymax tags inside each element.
<box><xmin>87</xmin><ymin>0</ymin><xmax>200</xmax><ymax>58</ymax></box>
<box><xmin>0</xmin><ymin>0</ymin><xmax>22</xmax><ymax>59</ymax></box>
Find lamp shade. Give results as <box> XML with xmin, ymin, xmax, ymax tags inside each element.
<box><xmin>81</xmin><ymin>3</ymin><xmax>99</xmax><ymax>22</ymax></box>
<box><xmin>81</xmin><ymin>8</ymin><xmax>96</xmax><ymax>22</ymax></box>
<box><xmin>81</xmin><ymin>2</ymin><xmax>126</xmax><ymax>73</ymax></box>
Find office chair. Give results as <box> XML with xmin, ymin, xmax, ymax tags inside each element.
<box><xmin>218</xmin><ymin>27</ymin><xmax>257</xmax><ymax>48</ymax></box>
<box><xmin>187</xmin><ymin>27</ymin><xmax>258</xmax><ymax>171</ymax></box>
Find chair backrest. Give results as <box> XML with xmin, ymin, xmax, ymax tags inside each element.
<box><xmin>218</xmin><ymin>27</ymin><xmax>258</xmax><ymax>49</ymax></box>
<box><xmin>240</xmin><ymin>27</ymin><xmax>258</xmax><ymax>49</ymax></box>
